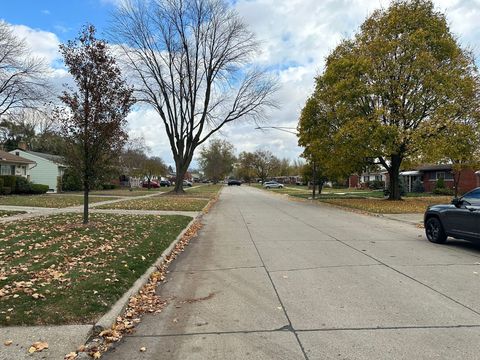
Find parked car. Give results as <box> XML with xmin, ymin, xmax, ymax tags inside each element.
<box><xmin>228</xmin><ymin>179</ymin><xmax>242</xmax><ymax>186</ymax></box>
<box><xmin>159</xmin><ymin>180</ymin><xmax>171</xmax><ymax>187</ymax></box>
<box><xmin>183</xmin><ymin>180</ymin><xmax>193</xmax><ymax>187</ymax></box>
<box><xmin>424</xmin><ymin>187</ymin><xmax>480</xmax><ymax>244</ymax></box>
<box><xmin>142</xmin><ymin>180</ymin><xmax>160</xmax><ymax>188</ymax></box>
<box><xmin>263</xmin><ymin>181</ymin><xmax>284</xmax><ymax>189</ymax></box>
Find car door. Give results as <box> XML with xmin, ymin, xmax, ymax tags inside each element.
<box><xmin>462</xmin><ymin>189</ymin><xmax>480</xmax><ymax>240</ymax></box>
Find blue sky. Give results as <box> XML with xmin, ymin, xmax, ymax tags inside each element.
<box><xmin>2</xmin><ymin>0</ymin><xmax>479</xmax><ymax>166</ymax></box>
<box><xmin>1</xmin><ymin>0</ymin><xmax>114</xmax><ymax>41</ymax></box>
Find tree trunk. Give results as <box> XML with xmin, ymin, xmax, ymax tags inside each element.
<box><xmin>453</xmin><ymin>171</ymin><xmax>461</xmax><ymax>198</ymax></box>
<box><xmin>388</xmin><ymin>155</ymin><xmax>402</xmax><ymax>200</ymax></box>
<box><xmin>312</xmin><ymin>162</ymin><xmax>317</xmax><ymax>200</ymax></box>
<box><xmin>83</xmin><ymin>180</ymin><xmax>89</xmax><ymax>224</ymax></box>
<box><xmin>173</xmin><ymin>155</ymin><xmax>192</xmax><ymax>194</ymax></box>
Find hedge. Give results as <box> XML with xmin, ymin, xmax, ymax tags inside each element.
<box><xmin>30</xmin><ymin>184</ymin><xmax>49</xmax><ymax>194</ymax></box>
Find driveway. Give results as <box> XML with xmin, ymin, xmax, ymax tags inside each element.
<box><xmin>104</xmin><ymin>186</ymin><xmax>480</xmax><ymax>360</ymax></box>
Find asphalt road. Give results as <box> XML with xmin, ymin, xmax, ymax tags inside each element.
<box><xmin>104</xmin><ymin>186</ymin><xmax>480</xmax><ymax>360</ymax></box>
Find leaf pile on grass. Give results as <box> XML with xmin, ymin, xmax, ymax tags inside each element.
<box><xmin>321</xmin><ymin>196</ymin><xmax>452</xmax><ymax>214</ymax></box>
<box><xmin>98</xmin><ymin>196</ymin><xmax>209</xmax><ymax>211</ymax></box>
<box><xmin>0</xmin><ymin>195</ymin><xmax>117</xmax><ymax>208</ymax></box>
<box><xmin>69</xmin><ymin>220</ymin><xmax>204</xmax><ymax>360</ymax></box>
<box><xmin>0</xmin><ymin>213</ymin><xmax>192</xmax><ymax>325</ymax></box>
<box><xmin>0</xmin><ymin>210</ymin><xmax>25</xmax><ymax>218</ymax></box>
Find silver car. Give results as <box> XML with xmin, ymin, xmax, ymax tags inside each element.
<box><xmin>263</xmin><ymin>181</ymin><xmax>284</xmax><ymax>189</ymax></box>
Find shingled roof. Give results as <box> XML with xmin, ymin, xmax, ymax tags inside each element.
<box><xmin>0</xmin><ymin>150</ymin><xmax>35</xmax><ymax>165</ymax></box>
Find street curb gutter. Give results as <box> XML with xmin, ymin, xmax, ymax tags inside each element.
<box><xmin>90</xmin><ymin>214</ymin><xmax>200</xmax><ymax>338</ymax></box>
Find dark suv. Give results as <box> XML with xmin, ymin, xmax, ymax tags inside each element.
<box><xmin>424</xmin><ymin>187</ymin><xmax>480</xmax><ymax>244</ymax></box>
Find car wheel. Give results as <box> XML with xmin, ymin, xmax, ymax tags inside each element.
<box><xmin>266</xmin><ymin>186</ymin><xmax>270</xmax><ymax>189</ymax></box>
<box><xmin>425</xmin><ymin>217</ymin><xmax>447</xmax><ymax>244</ymax></box>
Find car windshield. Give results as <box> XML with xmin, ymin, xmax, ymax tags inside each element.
<box><xmin>463</xmin><ymin>189</ymin><xmax>480</xmax><ymax>204</ymax></box>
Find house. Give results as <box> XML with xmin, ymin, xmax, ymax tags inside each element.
<box><xmin>349</xmin><ymin>171</ymin><xmax>388</xmax><ymax>189</ymax></box>
<box><xmin>10</xmin><ymin>149</ymin><xmax>66</xmax><ymax>193</ymax></box>
<box><xmin>401</xmin><ymin>164</ymin><xmax>480</xmax><ymax>194</ymax></box>
<box><xmin>0</xmin><ymin>150</ymin><xmax>35</xmax><ymax>178</ymax></box>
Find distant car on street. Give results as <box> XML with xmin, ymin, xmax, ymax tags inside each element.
<box><xmin>263</xmin><ymin>181</ymin><xmax>284</xmax><ymax>189</ymax></box>
<box><xmin>142</xmin><ymin>180</ymin><xmax>160</xmax><ymax>188</ymax></box>
<box><xmin>159</xmin><ymin>180</ymin><xmax>171</xmax><ymax>187</ymax></box>
<box><xmin>228</xmin><ymin>179</ymin><xmax>242</xmax><ymax>186</ymax></box>
<box><xmin>424</xmin><ymin>187</ymin><xmax>480</xmax><ymax>244</ymax></box>
<box><xmin>183</xmin><ymin>180</ymin><xmax>193</xmax><ymax>187</ymax></box>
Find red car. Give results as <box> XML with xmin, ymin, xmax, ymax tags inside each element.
<box><xmin>142</xmin><ymin>180</ymin><xmax>160</xmax><ymax>188</ymax></box>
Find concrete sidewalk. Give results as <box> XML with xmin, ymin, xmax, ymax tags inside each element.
<box><xmin>103</xmin><ymin>186</ymin><xmax>480</xmax><ymax>360</ymax></box>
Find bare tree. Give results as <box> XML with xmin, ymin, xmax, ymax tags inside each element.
<box><xmin>57</xmin><ymin>25</ymin><xmax>134</xmax><ymax>224</ymax></box>
<box><xmin>0</xmin><ymin>21</ymin><xmax>49</xmax><ymax>117</ymax></box>
<box><xmin>110</xmin><ymin>0</ymin><xmax>277</xmax><ymax>193</ymax></box>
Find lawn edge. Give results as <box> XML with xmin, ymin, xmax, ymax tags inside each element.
<box><xmin>91</xmin><ymin>215</ymin><xmax>199</xmax><ymax>336</ymax></box>
<box><xmin>89</xmin><ymin>187</ymin><xmax>222</xmax><ymax>337</ymax></box>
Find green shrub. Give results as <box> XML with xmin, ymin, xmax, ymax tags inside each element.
<box><xmin>101</xmin><ymin>183</ymin><xmax>117</xmax><ymax>190</ymax></box>
<box><xmin>30</xmin><ymin>184</ymin><xmax>49</xmax><ymax>194</ymax></box>
<box><xmin>435</xmin><ymin>178</ymin><xmax>445</xmax><ymax>189</ymax></box>
<box><xmin>412</xmin><ymin>178</ymin><xmax>424</xmax><ymax>193</ymax></box>
<box><xmin>0</xmin><ymin>178</ymin><xmax>3</xmax><ymax>191</ymax></box>
<box><xmin>15</xmin><ymin>176</ymin><xmax>32</xmax><ymax>194</ymax></box>
<box><xmin>368</xmin><ymin>180</ymin><xmax>385</xmax><ymax>190</ymax></box>
<box><xmin>433</xmin><ymin>187</ymin><xmax>453</xmax><ymax>195</ymax></box>
<box><xmin>0</xmin><ymin>175</ymin><xmax>16</xmax><ymax>189</ymax></box>
<box><xmin>62</xmin><ymin>169</ymin><xmax>82</xmax><ymax>191</ymax></box>
<box><xmin>1</xmin><ymin>186</ymin><xmax>12</xmax><ymax>195</ymax></box>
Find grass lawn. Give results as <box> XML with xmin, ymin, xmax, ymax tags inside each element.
<box><xmin>0</xmin><ymin>195</ymin><xmax>118</xmax><ymax>208</ymax></box>
<box><xmin>183</xmin><ymin>184</ymin><xmax>223</xmax><ymax>198</ymax></box>
<box><xmin>97</xmin><ymin>196</ymin><xmax>210</xmax><ymax>211</ymax></box>
<box><xmin>321</xmin><ymin>196</ymin><xmax>452</xmax><ymax>214</ymax></box>
<box><xmin>88</xmin><ymin>187</ymin><xmax>171</xmax><ymax>197</ymax></box>
<box><xmin>0</xmin><ymin>213</ymin><xmax>192</xmax><ymax>325</ymax></box>
<box><xmin>0</xmin><ymin>210</ymin><xmax>26</xmax><ymax>218</ymax></box>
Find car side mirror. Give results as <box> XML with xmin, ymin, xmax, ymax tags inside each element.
<box><xmin>451</xmin><ymin>198</ymin><xmax>463</xmax><ymax>208</ymax></box>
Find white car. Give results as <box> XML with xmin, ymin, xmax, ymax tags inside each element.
<box><xmin>263</xmin><ymin>181</ymin><xmax>284</xmax><ymax>189</ymax></box>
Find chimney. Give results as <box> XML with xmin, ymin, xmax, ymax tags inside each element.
<box><xmin>18</xmin><ymin>141</ymin><xmax>27</xmax><ymax>151</ymax></box>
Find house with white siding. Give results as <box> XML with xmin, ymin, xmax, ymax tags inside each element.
<box><xmin>9</xmin><ymin>149</ymin><xmax>66</xmax><ymax>193</ymax></box>
<box><xmin>0</xmin><ymin>150</ymin><xmax>35</xmax><ymax>178</ymax></box>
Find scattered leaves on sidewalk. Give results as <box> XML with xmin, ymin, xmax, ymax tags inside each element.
<box><xmin>140</xmin><ymin>347</ymin><xmax>146</xmax><ymax>352</ymax></box>
<box><xmin>28</xmin><ymin>341</ymin><xmax>48</xmax><ymax>353</ymax></box>
<box><xmin>4</xmin><ymin>340</ymin><xmax>12</xmax><ymax>346</ymax></box>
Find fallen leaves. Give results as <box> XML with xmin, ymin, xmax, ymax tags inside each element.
<box><xmin>322</xmin><ymin>196</ymin><xmax>452</xmax><ymax>214</ymax></box>
<box><xmin>97</xmin><ymin>196</ymin><xmax>209</xmax><ymax>211</ymax></box>
<box><xmin>28</xmin><ymin>341</ymin><xmax>48</xmax><ymax>353</ymax></box>
<box><xmin>71</xmin><ymin>219</ymin><xmax>204</xmax><ymax>359</ymax></box>
<box><xmin>140</xmin><ymin>347</ymin><xmax>147</xmax><ymax>352</ymax></box>
<box><xmin>4</xmin><ymin>340</ymin><xmax>12</xmax><ymax>346</ymax></box>
<box><xmin>0</xmin><ymin>213</ymin><xmax>192</xmax><ymax>325</ymax></box>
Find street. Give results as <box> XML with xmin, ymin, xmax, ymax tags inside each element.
<box><xmin>104</xmin><ymin>186</ymin><xmax>480</xmax><ymax>359</ymax></box>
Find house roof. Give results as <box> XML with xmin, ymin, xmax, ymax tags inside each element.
<box><xmin>416</xmin><ymin>164</ymin><xmax>452</xmax><ymax>172</ymax></box>
<box><xmin>21</xmin><ymin>150</ymin><xmax>65</xmax><ymax>166</ymax></box>
<box><xmin>0</xmin><ymin>150</ymin><xmax>35</xmax><ymax>165</ymax></box>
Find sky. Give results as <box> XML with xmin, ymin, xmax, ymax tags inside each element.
<box><xmin>2</xmin><ymin>0</ymin><xmax>480</xmax><ymax>167</ymax></box>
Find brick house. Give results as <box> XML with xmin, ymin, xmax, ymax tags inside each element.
<box><xmin>414</xmin><ymin>164</ymin><xmax>479</xmax><ymax>194</ymax></box>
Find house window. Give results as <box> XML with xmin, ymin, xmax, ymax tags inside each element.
<box><xmin>436</xmin><ymin>172</ymin><xmax>445</xmax><ymax>180</ymax></box>
<box><xmin>375</xmin><ymin>175</ymin><xmax>382</xmax><ymax>181</ymax></box>
<box><xmin>445</xmin><ymin>172</ymin><xmax>454</xmax><ymax>180</ymax></box>
<box><xmin>363</xmin><ymin>176</ymin><xmax>369</xmax><ymax>183</ymax></box>
<box><xmin>0</xmin><ymin>165</ymin><xmax>13</xmax><ymax>175</ymax></box>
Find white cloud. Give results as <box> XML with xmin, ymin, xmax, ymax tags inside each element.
<box><xmin>10</xmin><ymin>24</ymin><xmax>61</xmax><ymax>64</ymax></box>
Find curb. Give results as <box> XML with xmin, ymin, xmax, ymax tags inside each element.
<box><xmin>90</xmin><ymin>214</ymin><xmax>200</xmax><ymax>337</ymax></box>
